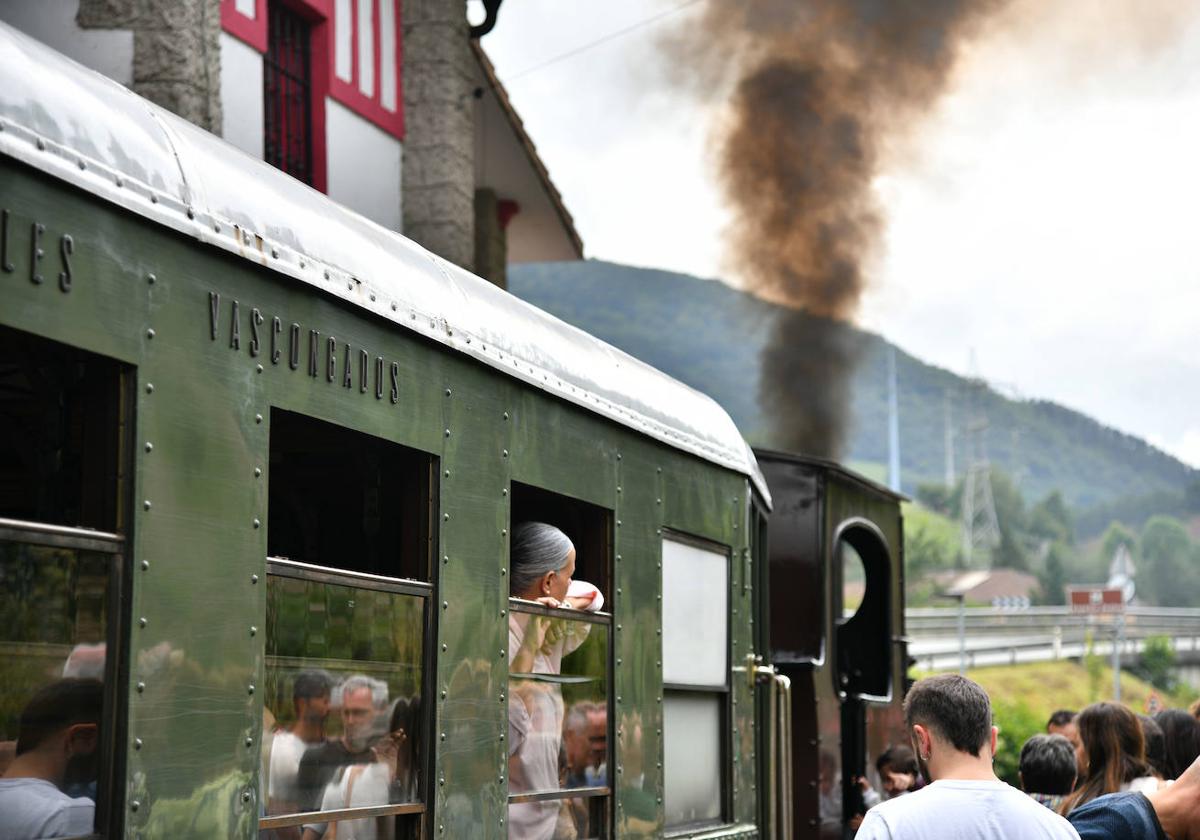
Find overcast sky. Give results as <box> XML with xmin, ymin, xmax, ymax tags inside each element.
<box><xmin>478</xmin><ymin>1</ymin><xmax>1200</xmax><ymax>469</ymax></box>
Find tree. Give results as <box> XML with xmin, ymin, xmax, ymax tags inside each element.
<box><xmin>1035</xmin><ymin>542</ymin><xmax>1067</xmax><ymax>605</ymax></box>
<box><xmin>915</xmin><ymin>482</ymin><xmax>952</xmax><ymax>514</ymax></box>
<box><xmin>1133</xmin><ymin>635</ymin><xmax>1177</xmax><ymax>694</ymax></box>
<box><xmin>1029</xmin><ymin>491</ymin><xmax>1074</xmax><ymax>545</ymax></box>
<box><xmin>1137</xmin><ymin>516</ymin><xmax>1198</xmax><ymax>607</ymax></box>
<box><xmin>905</xmin><ymin>520</ymin><xmax>950</xmax><ymax>576</ymax></box>
<box><xmin>1100</xmin><ymin>522</ymin><xmax>1137</xmax><ymax>567</ymax></box>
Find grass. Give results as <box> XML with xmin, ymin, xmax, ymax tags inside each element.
<box><xmin>966</xmin><ymin>659</ymin><xmax>1196</xmax><ymax>713</ymax></box>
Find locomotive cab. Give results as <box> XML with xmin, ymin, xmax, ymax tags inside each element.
<box><xmin>754</xmin><ymin>450</ymin><xmax>908</xmax><ymax>839</ymax></box>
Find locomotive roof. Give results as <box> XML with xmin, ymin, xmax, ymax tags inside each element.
<box><xmin>753</xmin><ymin>448</ymin><xmax>909</xmax><ymax>504</ymax></box>
<box><xmin>0</xmin><ymin>22</ymin><xmax>769</xmax><ymax>506</ymax></box>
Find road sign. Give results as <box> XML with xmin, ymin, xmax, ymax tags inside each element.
<box><xmin>1067</xmin><ymin>586</ymin><xmax>1125</xmax><ymax>614</ymax></box>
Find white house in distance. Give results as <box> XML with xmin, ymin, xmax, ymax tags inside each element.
<box><xmin>0</xmin><ymin>0</ymin><xmax>581</xmax><ymax>287</ymax></box>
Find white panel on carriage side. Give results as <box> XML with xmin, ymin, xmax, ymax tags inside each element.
<box><xmin>663</xmin><ymin>693</ymin><xmax>722</xmax><ymax>826</ymax></box>
<box><xmin>234</xmin><ymin>0</ymin><xmax>256</xmax><ymax>18</ymax></box>
<box><xmin>356</xmin><ymin>0</ymin><xmax>374</xmax><ymax>97</ymax></box>
<box><xmin>0</xmin><ymin>0</ymin><xmax>133</xmax><ymax>86</ymax></box>
<box><xmin>379</xmin><ymin>0</ymin><xmax>396</xmax><ymax>112</ymax></box>
<box><xmin>219</xmin><ymin>33</ymin><xmax>264</xmax><ymax>160</ymax></box>
<box><xmin>661</xmin><ymin>538</ymin><xmax>728</xmax><ymax>688</ymax></box>
<box><xmin>335</xmin><ymin>0</ymin><xmax>352</xmax><ymax>81</ymax></box>
<box><xmin>326</xmin><ymin>98</ymin><xmax>401</xmax><ymax>231</ymax></box>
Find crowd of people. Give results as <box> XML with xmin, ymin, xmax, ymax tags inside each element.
<box><xmin>262</xmin><ymin>669</ymin><xmax>420</xmax><ymax>840</ymax></box>
<box><xmin>852</xmin><ymin>674</ymin><xmax>1200</xmax><ymax>840</ymax></box>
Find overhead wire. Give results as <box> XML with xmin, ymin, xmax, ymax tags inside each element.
<box><xmin>503</xmin><ymin>0</ymin><xmax>706</xmax><ymax>83</ymax></box>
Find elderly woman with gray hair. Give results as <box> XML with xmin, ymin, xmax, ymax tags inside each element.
<box><xmin>507</xmin><ymin>522</ymin><xmax>603</xmax><ymax>840</ymax></box>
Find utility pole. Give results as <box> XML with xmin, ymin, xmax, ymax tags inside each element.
<box><xmin>943</xmin><ymin>388</ymin><xmax>956</xmax><ymax>488</ymax></box>
<box><xmin>960</xmin><ymin>370</ymin><xmax>1001</xmax><ymax>568</ymax></box>
<box><xmin>887</xmin><ymin>347</ymin><xmax>901</xmax><ymax>493</ymax></box>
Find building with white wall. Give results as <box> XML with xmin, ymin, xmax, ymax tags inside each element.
<box><xmin>0</xmin><ymin>0</ymin><xmax>581</xmax><ymax>286</ymax></box>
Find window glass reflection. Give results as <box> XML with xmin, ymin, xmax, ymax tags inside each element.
<box><xmin>263</xmin><ymin>573</ymin><xmax>424</xmax><ymax>836</ymax></box>
<box><xmin>0</xmin><ymin>541</ymin><xmax>109</xmax><ymax>839</ymax></box>
<box><xmin>507</xmin><ymin>616</ymin><xmax>608</xmax><ymax>837</ymax></box>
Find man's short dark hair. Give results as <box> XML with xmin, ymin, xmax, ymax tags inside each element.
<box><xmin>16</xmin><ymin>678</ymin><xmax>103</xmax><ymax>755</ymax></box>
<box><xmin>876</xmin><ymin>744</ymin><xmax>919</xmax><ymax>777</ymax></box>
<box><xmin>903</xmin><ymin>674</ymin><xmax>992</xmax><ymax>757</ymax></box>
<box><xmin>293</xmin><ymin>670</ymin><xmax>332</xmax><ymax>701</ymax></box>
<box><xmin>1047</xmin><ymin>709</ymin><xmax>1076</xmax><ymax>730</ymax></box>
<box><xmin>1020</xmin><ymin>734</ymin><xmax>1077</xmax><ymax>795</ymax></box>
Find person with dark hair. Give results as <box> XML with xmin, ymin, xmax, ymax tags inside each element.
<box><xmin>506</xmin><ymin>522</ymin><xmax>603</xmax><ymax>840</ymax></box>
<box><xmin>1138</xmin><ymin>714</ymin><xmax>1167</xmax><ymax>781</ymax></box>
<box><xmin>1155</xmin><ymin>709</ymin><xmax>1200</xmax><ymax>781</ymax></box>
<box><xmin>876</xmin><ymin>744</ymin><xmax>922</xmax><ymax>799</ymax></box>
<box><xmin>855</xmin><ymin>675</ymin><xmax>1077</xmax><ymax>839</ymax></box>
<box><xmin>268</xmin><ymin>669</ymin><xmax>333</xmax><ymax>820</ymax></box>
<box><xmin>1068</xmin><ymin>751</ymin><xmax>1200</xmax><ymax>839</ymax></box>
<box><xmin>1021</xmin><ymin>734</ymin><xmax>1078</xmax><ymax>811</ymax></box>
<box><xmin>0</xmin><ymin>678</ymin><xmax>103</xmax><ymax>840</ymax></box>
<box><xmin>296</xmin><ymin>675</ymin><xmax>389</xmax><ymax>819</ymax></box>
<box><xmin>1048</xmin><ymin>709</ymin><xmax>1078</xmax><ymax>733</ymax></box>
<box><xmin>301</xmin><ymin>696</ymin><xmax>420</xmax><ymax>840</ymax></box>
<box><xmin>1049</xmin><ymin>709</ymin><xmax>1084</xmax><ymax>776</ymax></box>
<box><xmin>1061</xmin><ymin>702</ymin><xmax>1154</xmax><ymax>815</ymax></box>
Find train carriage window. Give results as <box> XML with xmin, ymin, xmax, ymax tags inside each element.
<box><xmin>661</xmin><ymin>534</ymin><xmax>730</xmax><ymax>833</ymax></box>
<box><xmin>0</xmin><ymin>325</ymin><xmax>130</xmax><ymax>838</ymax></box>
<box><xmin>262</xmin><ymin>410</ymin><xmax>435</xmax><ymax>838</ymax></box>
<box><xmin>506</xmin><ymin>486</ymin><xmax>613</xmax><ymax>839</ymax></box>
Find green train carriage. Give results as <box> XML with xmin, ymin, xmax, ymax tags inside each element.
<box><xmin>0</xmin><ymin>22</ymin><xmax>795</xmax><ymax>840</ymax></box>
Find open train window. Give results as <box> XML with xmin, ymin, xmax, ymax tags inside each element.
<box><xmin>0</xmin><ymin>324</ymin><xmax>130</xmax><ymax>837</ymax></box>
<box><xmin>661</xmin><ymin>532</ymin><xmax>730</xmax><ymax>834</ymax></box>
<box><xmin>510</xmin><ymin>482</ymin><xmax>611</xmax><ymax>602</ymax></box>
<box><xmin>262</xmin><ymin>410</ymin><xmax>435</xmax><ymax>838</ymax></box>
<box><xmin>506</xmin><ymin>484</ymin><xmax>613</xmax><ymax>838</ymax></box>
<box><xmin>267</xmin><ymin>408</ymin><xmax>435</xmax><ymax>581</ymax></box>
<box><xmin>0</xmin><ymin>326</ymin><xmax>126</xmax><ymax>531</ymax></box>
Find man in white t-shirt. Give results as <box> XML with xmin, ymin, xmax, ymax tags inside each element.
<box><xmin>267</xmin><ymin>669</ymin><xmax>333</xmax><ymax>819</ymax></box>
<box><xmin>0</xmin><ymin>678</ymin><xmax>102</xmax><ymax>840</ymax></box>
<box><xmin>856</xmin><ymin>674</ymin><xmax>1080</xmax><ymax>840</ymax></box>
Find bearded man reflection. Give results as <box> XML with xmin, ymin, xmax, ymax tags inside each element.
<box><xmin>0</xmin><ymin>678</ymin><xmax>102</xmax><ymax>840</ymax></box>
<box><xmin>295</xmin><ymin>676</ymin><xmax>386</xmax><ymax>814</ymax></box>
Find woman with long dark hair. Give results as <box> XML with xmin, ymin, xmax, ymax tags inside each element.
<box><xmin>1155</xmin><ymin>709</ymin><xmax>1200</xmax><ymax>781</ymax></box>
<box><xmin>1059</xmin><ymin>702</ymin><xmax>1152</xmax><ymax>815</ymax></box>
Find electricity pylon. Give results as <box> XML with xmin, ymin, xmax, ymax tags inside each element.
<box><xmin>960</xmin><ymin>373</ymin><xmax>1001</xmax><ymax>567</ymax></box>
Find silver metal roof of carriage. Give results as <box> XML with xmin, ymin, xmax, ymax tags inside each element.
<box><xmin>0</xmin><ymin>21</ymin><xmax>769</xmax><ymax>505</ymax></box>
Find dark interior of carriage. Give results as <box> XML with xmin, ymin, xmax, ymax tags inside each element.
<box><xmin>0</xmin><ymin>325</ymin><xmax>125</xmax><ymax>531</ymax></box>
<box><xmin>510</xmin><ymin>481</ymin><xmax>611</xmax><ymax>603</ymax></box>
<box><xmin>267</xmin><ymin>408</ymin><xmax>435</xmax><ymax>581</ymax></box>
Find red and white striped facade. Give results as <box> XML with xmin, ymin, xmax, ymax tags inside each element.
<box><xmin>220</xmin><ymin>0</ymin><xmax>404</xmax><ymax>229</ymax></box>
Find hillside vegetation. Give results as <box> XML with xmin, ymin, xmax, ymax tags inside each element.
<box><xmin>510</xmin><ymin>260</ymin><xmax>1197</xmax><ymax>526</ymax></box>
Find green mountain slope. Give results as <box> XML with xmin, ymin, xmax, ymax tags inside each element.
<box><xmin>508</xmin><ymin>259</ymin><xmax>1197</xmax><ymax>513</ymax></box>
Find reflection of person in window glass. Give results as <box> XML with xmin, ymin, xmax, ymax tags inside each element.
<box><xmin>507</xmin><ymin>522</ymin><xmax>603</xmax><ymax>840</ymax></box>
<box><xmin>303</xmin><ymin>697</ymin><xmax>419</xmax><ymax>840</ymax></box>
<box><xmin>562</xmin><ymin>703</ymin><xmax>593</xmax><ymax>788</ymax></box>
<box><xmin>296</xmin><ymin>675</ymin><xmax>388</xmax><ymax>817</ymax></box>
<box><xmin>268</xmin><ymin>669</ymin><xmax>333</xmax><ymax>823</ymax></box>
<box><xmin>0</xmin><ymin>678</ymin><xmax>102</xmax><ymax>840</ymax></box>
<box><xmin>585</xmin><ymin>704</ymin><xmax>607</xmax><ymax>787</ymax></box>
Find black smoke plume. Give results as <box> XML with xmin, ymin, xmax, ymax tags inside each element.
<box><xmin>664</xmin><ymin>0</ymin><xmax>1005</xmax><ymax>456</ymax></box>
